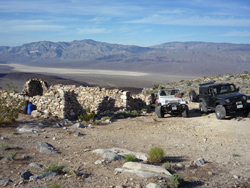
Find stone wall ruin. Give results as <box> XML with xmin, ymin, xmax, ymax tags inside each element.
<box><xmin>21</xmin><ymin>79</ymin><xmax>147</xmax><ymax>119</ymax></box>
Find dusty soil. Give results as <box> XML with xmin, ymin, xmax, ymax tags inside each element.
<box><xmin>1</xmin><ymin>102</ymin><xmax>250</xmax><ymax>188</ymax></box>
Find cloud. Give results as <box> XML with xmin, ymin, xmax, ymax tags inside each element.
<box><xmin>223</xmin><ymin>30</ymin><xmax>250</xmax><ymax>37</ymax></box>
<box><xmin>127</xmin><ymin>14</ymin><xmax>250</xmax><ymax>27</ymax></box>
<box><xmin>77</xmin><ymin>28</ymin><xmax>112</xmax><ymax>34</ymax></box>
<box><xmin>0</xmin><ymin>19</ymin><xmax>65</xmax><ymax>33</ymax></box>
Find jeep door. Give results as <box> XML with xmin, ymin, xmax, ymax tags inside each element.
<box><xmin>205</xmin><ymin>87</ymin><xmax>216</xmax><ymax>108</ymax></box>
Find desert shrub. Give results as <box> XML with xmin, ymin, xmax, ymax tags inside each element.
<box><xmin>78</xmin><ymin>112</ymin><xmax>95</xmax><ymax>122</ymax></box>
<box><xmin>170</xmin><ymin>173</ymin><xmax>184</xmax><ymax>188</ymax></box>
<box><xmin>0</xmin><ymin>83</ymin><xmax>24</xmax><ymax>124</ymax></box>
<box><xmin>141</xmin><ymin>108</ymin><xmax>148</xmax><ymax>113</ymax></box>
<box><xmin>85</xmin><ymin>107</ymin><xmax>91</xmax><ymax>113</ymax></box>
<box><xmin>43</xmin><ymin>161</ymin><xmax>66</xmax><ymax>174</ymax></box>
<box><xmin>0</xmin><ymin>143</ymin><xmax>9</xmax><ymax>152</ymax></box>
<box><xmin>131</xmin><ymin>110</ymin><xmax>139</xmax><ymax>117</ymax></box>
<box><xmin>4</xmin><ymin>152</ymin><xmax>17</xmax><ymax>161</ymax></box>
<box><xmin>162</xmin><ymin>162</ymin><xmax>175</xmax><ymax>170</ymax></box>
<box><xmin>124</xmin><ymin>154</ymin><xmax>136</xmax><ymax>162</ymax></box>
<box><xmin>46</xmin><ymin>182</ymin><xmax>62</xmax><ymax>188</ymax></box>
<box><xmin>118</xmin><ymin>111</ymin><xmax>131</xmax><ymax>118</ymax></box>
<box><xmin>102</xmin><ymin>116</ymin><xmax>111</xmax><ymax>121</ymax></box>
<box><xmin>93</xmin><ymin>120</ymin><xmax>101</xmax><ymax>125</ymax></box>
<box><xmin>147</xmin><ymin>146</ymin><xmax>164</xmax><ymax>163</ymax></box>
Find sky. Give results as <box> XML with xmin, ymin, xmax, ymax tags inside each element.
<box><xmin>0</xmin><ymin>0</ymin><xmax>250</xmax><ymax>47</ymax></box>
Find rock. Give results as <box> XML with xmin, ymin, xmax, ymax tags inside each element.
<box><xmin>233</xmin><ymin>175</ymin><xmax>239</xmax><ymax>179</ymax></box>
<box><xmin>146</xmin><ymin>183</ymin><xmax>158</xmax><ymax>188</ymax></box>
<box><xmin>123</xmin><ymin>162</ymin><xmax>171</xmax><ymax>176</ymax></box>
<box><xmin>88</xmin><ymin>124</ymin><xmax>94</xmax><ymax>128</ymax></box>
<box><xmin>29</xmin><ymin>163</ymin><xmax>43</xmax><ymax>168</ymax></box>
<box><xmin>194</xmin><ymin>158</ymin><xmax>206</xmax><ymax>166</ymax></box>
<box><xmin>74</xmin><ymin>130</ymin><xmax>82</xmax><ymax>137</ymax></box>
<box><xmin>114</xmin><ymin>168</ymin><xmax>170</xmax><ymax>178</ymax></box>
<box><xmin>94</xmin><ymin>160</ymin><xmax>103</xmax><ymax>165</ymax></box>
<box><xmin>31</xmin><ymin>110</ymin><xmax>42</xmax><ymax>118</ymax></box>
<box><xmin>72</xmin><ymin>122</ymin><xmax>85</xmax><ymax>128</ymax></box>
<box><xmin>110</xmin><ymin>148</ymin><xmax>148</xmax><ymax>161</ymax></box>
<box><xmin>0</xmin><ymin>179</ymin><xmax>12</xmax><ymax>186</ymax></box>
<box><xmin>30</xmin><ymin>172</ymin><xmax>59</xmax><ymax>180</ymax></box>
<box><xmin>103</xmin><ymin>150</ymin><xmax>124</xmax><ymax>161</ymax></box>
<box><xmin>21</xmin><ymin>171</ymin><xmax>33</xmax><ymax>180</ymax></box>
<box><xmin>37</xmin><ymin>142</ymin><xmax>58</xmax><ymax>153</ymax></box>
<box><xmin>17</xmin><ymin>127</ymin><xmax>37</xmax><ymax>133</ymax></box>
<box><xmin>0</xmin><ymin>136</ymin><xmax>8</xmax><ymax>140</ymax></box>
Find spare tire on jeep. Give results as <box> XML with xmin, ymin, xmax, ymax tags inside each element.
<box><xmin>189</xmin><ymin>90</ymin><xmax>198</xmax><ymax>102</ymax></box>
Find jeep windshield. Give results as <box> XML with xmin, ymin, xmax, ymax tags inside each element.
<box><xmin>212</xmin><ymin>84</ymin><xmax>237</xmax><ymax>95</ymax></box>
<box><xmin>159</xmin><ymin>89</ymin><xmax>180</xmax><ymax>96</ymax></box>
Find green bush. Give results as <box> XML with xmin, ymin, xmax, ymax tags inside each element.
<box><xmin>162</xmin><ymin>162</ymin><xmax>175</xmax><ymax>170</ymax></box>
<box><xmin>131</xmin><ymin>110</ymin><xmax>139</xmax><ymax>117</ymax></box>
<box><xmin>46</xmin><ymin>182</ymin><xmax>62</xmax><ymax>188</ymax></box>
<box><xmin>147</xmin><ymin>146</ymin><xmax>164</xmax><ymax>163</ymax></box>
<box><xmin>0</xmin><ymin>83</ymin><xmax>24</xmax><ymax>124</ymax></box>
<box><xmin>43</xmin><ymin>161</ymin><xmax>66</xmax><ymax>174</ymax></box>
<box><xmin>141</xmin><ymin>108</ymin><xmax>148</xmax><ymax>113</ymax></box>
<box><xmin>4</xmin><ymin>152</ymin><xmax>17</xmax><ymax>161</ymax></box>
<box><xmin>78</xmin><ymin>112</ymin><xmax>95</xmax><ymax>122</ymax></box>
<box><xmin>170</xmin><ymin>173</ymin><xmax>184</xmax><ymax>188</ymax></box>
<box><xmin>124</xmin><ymin>154</ymin><xmax>136</xmax><ymax>162</ymax></box>
<box><xmin>102</xmin><ymin>116</ymin><xmax>111</xmax><ymax>121</ymax></box>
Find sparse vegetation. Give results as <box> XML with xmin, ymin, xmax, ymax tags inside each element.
<box><xmin>124</xmin><ymin>154</ymin><xmax>137</xmax><ymax>162</ymax></box>
<box><xmin>0</xmin><ymin>143</ymin><xmax>9</xmax><ymax>152</ymax></box>
<box><xmin>78</xmin><ymin>112</ymin><xmax>95</xmax><ymax>122</ymax></box>
<box><xmin>4</xmin><ymin>152</ymin><xmax>17</xmax><ymax>161</ymax></box>
<box><xmin>46</xmin><ymin>182</ymin><xmax>62</xmax><ymax>188</ymax></box>
<box><xmin>162</xmin><ymin>162</ymin><xmax>175</xmax><ymax>171</ymax></box>
<box><xmin>170</xmin><ymin>173</ymin><xmax>184</xmax><ymax>188</ymax></box>
<box><xmin>232</xmin><ymin>153</ymin><xmax>240</xmax><ymax>157</ymax></box>
<box><xmin>147</xmin><ymin>146</ymin><xmax>164</xmax><ymax>163</ymax></box>
<box><xmin>0</xmin><ymin>83</ymin><xmax>24</xmax><ymax>124</ymax></box>
<box><xmin>131</xmin><ymin>110</ymin><xmax>139</xmax><ymax>117</ymax></box>
<box><xmin>101</xmin><ymin>116</ymin><xmax>111</xmax><ymax>121</ymax></box>
<box><xmin>43</xmin><ymin>161</ymin><xmax>66</xmax><ymax>175</ymax></box>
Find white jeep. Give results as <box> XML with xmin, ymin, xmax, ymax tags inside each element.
<box><xmin>155</xmin><ymin>88</ymin><xmax>189</xmax><ymax>118</ymax></box>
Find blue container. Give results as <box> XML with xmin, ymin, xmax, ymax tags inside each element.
<box><xmin>27</xmin><ymin>103</ymin><xmax>34</xmax><ymax>115</ymax></box>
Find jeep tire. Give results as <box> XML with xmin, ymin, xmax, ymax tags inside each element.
<box><xmin>155</xmin><ymin>105</ymin><xmax>164</xmax><ymax>118</ymax></box>
<box><xmin>215</xmin><ymin>105</ymin><xmax>226</xmax><ymax>119</ymax></box>
<box><xmin>182</xmin><ymin>105</ymin><xmax>189</xmax><ymax>118</ymax></box>
<box><xmin>200</xmin><ymin>101</ymin><xmax>208</xmax><ymax>114</ymax></box>
<box><xmin>243</xmin><ymin>104</ymin><xmax>250</xmax><ymax>118</ymax></box>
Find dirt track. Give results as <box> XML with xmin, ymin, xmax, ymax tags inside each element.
<box><xmin>1</xmin><ymin>102</ymin><xmax>250</xmax><ymax>187</ymax></box>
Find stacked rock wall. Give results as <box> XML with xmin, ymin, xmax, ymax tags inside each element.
<box><xmin>21</xmin><ymin>79</ymin><xmax>48</xmax><ymax>97</ymax></box>
<box><xmin>27</xmin><ymin>83</ymin><xmax>147</xmax><ymax>119</ymax></box>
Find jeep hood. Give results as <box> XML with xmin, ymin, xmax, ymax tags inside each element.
<box><xmin>216</xmin><ymin>92</ymin><xmax>245</xmax><ymax>99</ymax></box>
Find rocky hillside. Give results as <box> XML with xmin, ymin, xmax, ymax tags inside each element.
<box><xmin>1</xmin><ymin>40</ymin><xmax>250</xmax><ymax>75</ymax></box>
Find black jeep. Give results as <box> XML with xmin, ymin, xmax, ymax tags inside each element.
<box><xmin>189</xmin><ymin>82</ymin><xmax>250</xmax><ymax>119</ymax></box>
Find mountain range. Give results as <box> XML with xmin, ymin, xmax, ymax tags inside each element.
<box><xmin>1</xmin><ymin>40</ymin><xmax>250</xmax><ymax>76</ymax></box>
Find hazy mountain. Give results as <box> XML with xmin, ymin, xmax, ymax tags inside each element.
<box><xmin>1</xmin><ymin>40</ymin><xmax>250</xmax><ymax>76</ymax></box>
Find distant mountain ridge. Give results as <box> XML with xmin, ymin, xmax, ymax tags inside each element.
<box><xmin>0</xmin><ymin>40</ymin><xmax>250</xmax><ymax>76</ymax></box>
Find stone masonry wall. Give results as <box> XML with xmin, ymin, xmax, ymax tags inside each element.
<box><xmin>26</xmin><ymin>83</ymin><xmax>147</xmax><ymax>119</ymax></box>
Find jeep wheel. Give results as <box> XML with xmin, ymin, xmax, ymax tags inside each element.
<box><xmin>215</xmin><ymin>105</ymin><xmax>226</xmax><ymax>119</ymax></box>
<box><xmin>243</xmin><ymin>104</ymin><xmax>250</xmax><ymax>118</ymax></box>
<box><xmin>200</xmin><ymin>102</ymin><xmax>208</xmax><ymax>114</ymax></box>
<box><xmin>155</xmin><ymin>105</ymin><xmax>164</xmax><ymax>118</ymax></box>
<box><xmin>189</xmin><ymin>90</ymin><xmax>197</xmax><ymax>102</ymax></box>
<box><xmin>182</xmin><ymin>105</ymin><xmax>189</xmax><ymax>118</ymax></box>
